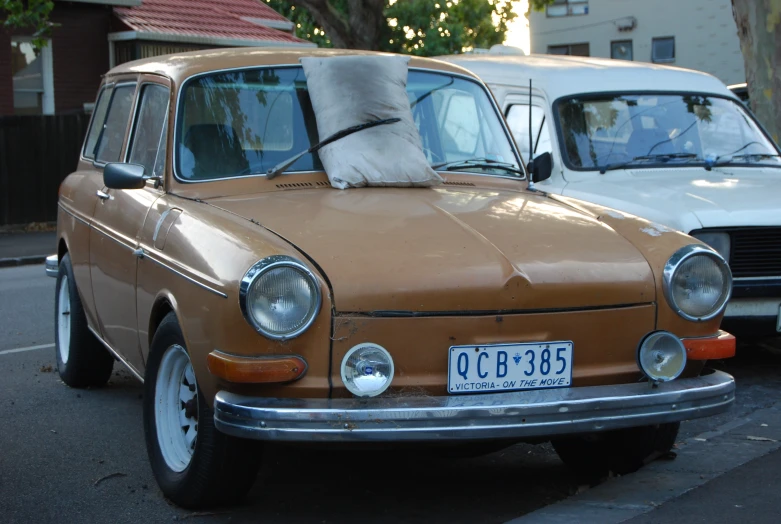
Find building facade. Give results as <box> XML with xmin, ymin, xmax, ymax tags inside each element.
<box><xmin>529</xmin><ymin>0</ymin><xmax>745</xmax><ymax>85</ymax></box>
<box><xmin>0</xmin><ymin>0</ymin><xmax>312</xmax><ymax>116</ymax></box>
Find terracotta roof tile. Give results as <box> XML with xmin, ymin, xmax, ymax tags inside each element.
<box><xmin>114</xmin><ymin>0</ymin><xmax>310</xmax><ymax>45</ymax></box>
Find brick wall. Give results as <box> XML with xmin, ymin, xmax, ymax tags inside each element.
<box><xmin>0</xmin><ymin>31</ymin><xmax>13</xmax><ymax>116</ymax></box>
<box><xmin>50</xmin><ymin>4</ymin><xmax>113</xmax><ymax>114</ymax></box>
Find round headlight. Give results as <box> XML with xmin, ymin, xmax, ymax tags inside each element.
<box><xmin>663</xmin><ymin>245</ymin><xmax>732</xmax><ymax>321</ymax></box>
<box><xmin>637</xmin><ymin>331</ymin><xmax>687</xmax><ymax>382</ymax></box>
<box><xmin>240</xmin><ymin>256</ymin><xmax>321</xmax><ymax>340</ymax></box>
<box><xmin>341</xmin><ymin>343</ymin><xmax>394</xmax><ymax>397</ymax></box>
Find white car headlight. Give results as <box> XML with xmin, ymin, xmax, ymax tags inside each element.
<box><xmin>691</xmin><ymin>231</ymin><xmax>731</xmax><ymax>262</ymax></box>
<box><xmin>663</xmin><ymin>245</ymin><xmax>732</xmax><ymax>322</ymax></box>
<box><xmin>240</xmin><ymin>255</ymin><xmax>321</xmax><ymax>340</ymax></box>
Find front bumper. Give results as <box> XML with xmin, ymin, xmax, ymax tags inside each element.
<box><xmin>44</xmin><ymin>254</ymin><xmax>58</xmax><ymax>278</ymax></box>
<box><xmin>214</xmin><ymin>370</ymin><xmax>735</xmax><ymax>442</ymax></box>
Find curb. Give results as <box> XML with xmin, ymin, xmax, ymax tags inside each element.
<box><xmin>506</xmin><ymin>400</ymin><xmax>781</xmax><ymax>524</ymax></box>
<box><xmin>0</xmin><ymin>255</ymin><xmax>47</xmax><ymax>268</ymax></box>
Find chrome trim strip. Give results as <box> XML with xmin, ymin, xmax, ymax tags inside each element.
<box><xmin>87</xmin><ymin>325</ymin><xmax>144</xmax><ymax>383</ymax></box>
<box><xmin>239</xmin><ymin>255</ymin><xmax>322</xmax><ymax>340</ymax></box>
<box><xmin>663</xmin><ymin>244</ymin><xmax>733</xmax><ymax>322</ymax></box>
<box><xmin>58</xmin><ymin>202</ymin><xmax>91</xmax><ymax>227</ymax></box>
<box><xmin>140</xmin><ymin>248</ymin><xmax>228</xmax><ymax>298</ymax></box>
<box><xmin>213</xmin><ymin>370</ymin><xmax>735</xmax><ymax>442</ymax></box>
<box><xmin>733</xmin><ymin>276</ymin><xmax>781</xmax><ymax>282</ymax></box>
<box><xmin>171</xmin><ymin>65</ymin><xmax>525</xmax><ymax>184</ymax></box>
<box><xmin>45</xmin><ymin>255</ymin><xmax>58</xmax><ymax>278</ymax></box>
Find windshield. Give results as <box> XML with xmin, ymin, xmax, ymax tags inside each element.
<box><xmin>555</xmin><ymin>93</ymin><xmax>781</xmax><ymax>170</ymax></box>
<box><xmin>176</xmin><ymin>67</ymin><xmax>520</xmax><ymax>181</ymax></box>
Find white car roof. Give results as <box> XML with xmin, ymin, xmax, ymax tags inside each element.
<box><xmin>439</xmin><ymin>54</ymin><xmax>736</xmax><ymax>102</ymax></box>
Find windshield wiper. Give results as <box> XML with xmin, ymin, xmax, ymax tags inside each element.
<box><xmin>707</xmin><ymin>152</ymin><xmax>781</xmax><ymax>170</ymax></box>
<box><xmin>432</xmin><ymin>157</ymin><xmax>525</xmax><ymax>176</ymax></box>
<box><xmin>266</xmin><ymin>117</ymin><xmax>401</xmax><ymax>179</ymax></box>
<box><xmin>598</xmin><ymin>153</ymin><xmax>701</xmax><ymax>174</ymax></box>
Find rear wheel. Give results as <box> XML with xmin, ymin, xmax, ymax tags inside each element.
<box><xmin>55</xmin><ymin>253</ymin><xmax>114</xmax><ymax>387</ymax></box>
<box><xmin>143</xmin><ymin>312</ymin><xmax>263</xmax><ymax>508</ymax></box>
<box><xmin>551</xmin><ymin>422</ymin><xmax>680</xmax><ymax>478</ymax></box>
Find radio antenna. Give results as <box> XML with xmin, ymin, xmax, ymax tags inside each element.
<box><xmin>527</xmin><ymin>78</ymin><xmax>535</xmax><ymax>190</ymax></box>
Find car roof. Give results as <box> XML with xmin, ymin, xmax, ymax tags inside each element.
<box><xmin>106</xmin><ymin>47</ymin><xmax>474</xmax><ymax>84</ymax></box>
<box><xmin>438</xmin><ymin>54</ymin><xmax>736</xmax><ymax>101</ymax></box>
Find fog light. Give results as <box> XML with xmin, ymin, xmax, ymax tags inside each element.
<box><xmin>638</xmin><ymin>331</ymin><xmax>687</xmax><ymax>382</ymax></box>
<box><xmin>341</xmin><ymin>343</ymin><xmax>394</xmax><ymax>397</ymax></box>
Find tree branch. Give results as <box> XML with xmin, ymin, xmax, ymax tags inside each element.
<box><xmin>293</xmin><ymin>0</ymin><xmax>352</xmax><ymax>48</ymax></box>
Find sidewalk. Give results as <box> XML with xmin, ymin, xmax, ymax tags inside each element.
<box><xmin>0</xmin><ymin>231</ymin><xmax>56</xmax><ymax>267</ymax></box>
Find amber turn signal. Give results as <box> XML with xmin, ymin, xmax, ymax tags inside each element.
<box><xmin>207</xmin><ymin>351</ymin><xmax>307</xmax><ymax>383</ymax></box>
<box><xmin>682</xmin><ymin>330</ymin><xmax>736</xmax><ymax>360</ymax></box>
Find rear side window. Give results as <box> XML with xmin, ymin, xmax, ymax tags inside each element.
<box><xmin>83</xmin><ymin>87</ymin><xmax>112</xmax><ymax>160</ymax></box>
<box><xmin>95</xmin><ymin>84</ymin><xmax>137</xmax><ymax>163</ymax></box>
<box><xmin>128</xmin><ymin>84</ymin><xmax>170</xmax><ymax>177</ymax></box>
<box><xmin>506</xmin><ymin>104</ymin><xmax>552</xmax><ymax>161</ymax></box>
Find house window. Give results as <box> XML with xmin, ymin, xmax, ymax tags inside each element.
<box><xmin>547</xmin><ymin>0</ymin><xmax>589</xmax><ymax>17</ymax></box>
<box><xmin>10</xmin><ymin>37</ymin><xmax>55</xmax><ymax>115</ymax></box>
<box><xmin>548</xmin><ymin>43</ymin><xmax>590</xmax><ymax>57</ymax></box>
<box><xmin>652</xmin><ymin>37</ymin><xmax>675</xmax><ymax>63</ymax></box>
<box><xmin>611</xmin><ymin>40</ymin><xmax>633</xmax><ymax>61</ymax></box>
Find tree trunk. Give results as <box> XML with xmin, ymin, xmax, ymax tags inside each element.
<box><xmin>732</xmin><ymin>0</ymin><xmax>781</xmax><ymax>142</ymax></box>
<box><xmin>293</xmin><ymin>0</ymin><xmax>385</xmax><ymax>50</ymax></box>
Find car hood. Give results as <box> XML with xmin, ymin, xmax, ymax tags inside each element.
<box><xmin>562</xmin><ymin>168</ymin><xmax>781</xmax><ymax>233</ymax></box>
<box><xmin>207</xmin><ymin>187</ymin><xmax>655</xmax><ymax>313</ymax></box>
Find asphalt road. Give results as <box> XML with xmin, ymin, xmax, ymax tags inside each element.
<box><xmin>1</xmin><ymin>264</ymin><xmax>780</xmax><ymax>523</ymax></box>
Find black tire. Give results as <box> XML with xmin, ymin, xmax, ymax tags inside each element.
<box><xmin>55</xmin><ymin>253</ymin><xmax>114</xmax><ymax>387</ymax></box>
<box><xmin>143</xmin><ymin>312</ymin><xmax>263</xmax><ymax>508</ymax></box>
<box><xmin>551</xmin><ymin>422</ymin><xmax>680</xmax><ymax>478</ymax></box>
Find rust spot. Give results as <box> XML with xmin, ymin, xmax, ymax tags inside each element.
<box><xmin>496</xmin><ymin>316</ymin><xmax>504</xmax><ymax>323</ymax></box>
<box><xmin>449</xmin><ymin>336</ymin><xmax>456</xmax><ymax>341</ymax></box>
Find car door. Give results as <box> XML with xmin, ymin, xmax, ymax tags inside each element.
<box><xmin>89</xmin><ymin>78</ymin><xmax>169</xmax><ymax>374</ymax></box>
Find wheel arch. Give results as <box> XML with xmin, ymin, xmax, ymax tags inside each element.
<box><xmin>58</xmin><ymin>237</ymin><xmax>68</xmax><ymax>261</ymax></box>
<box><xmin>148</xmin><ymin>292</ymin><xmax>181</xmax><ymax>349</ymax></box>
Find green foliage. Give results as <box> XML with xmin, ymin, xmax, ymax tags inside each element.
<box><xmin>528</xmin><ymin>0</ymin><xmax>555</xmax><ymax>12</ymax></box>
<box><xmin>266</xmin><ymin>0</ymin><xmax>516</xmax><ymax>56</ymax></box>
<box><xmin>265</xmin><ymin>0</ymin><xmax>338</xmax><ymax>48</ymax></box>
<box><xmin>1</xmin><ymin>0</ymin><xmax>56</xmax><ymax>49</ymax></box>
<box><xmin>385</xmin><ymin>0</ymin><xmax>516</xmax><ymax>56</ymax></box>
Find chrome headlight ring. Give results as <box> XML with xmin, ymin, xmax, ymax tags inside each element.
<box><xmin>239</xmin><ymin>255</ymin><xmax>322</xmax><ymax>340</ymax></box>
<box><xmin>663</xmin><ymin>244</ymin><xmax>732</xmax><ymax>322</ymax></box>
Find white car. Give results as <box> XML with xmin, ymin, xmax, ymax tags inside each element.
<box><xmin>441</xmin><ymin>53</ymin><xmax>781</xmax><ymax>335</ymax></box>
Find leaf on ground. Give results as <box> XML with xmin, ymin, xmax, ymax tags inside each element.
<box><xmin>94</xmin><ymin>472</ymin><xmax>127</xmax><ymax>486</ymax></box>
<box><xmin>747</xmin><ymin>435</ymin><xmax>777</xmax><ymax>442</ymax></box>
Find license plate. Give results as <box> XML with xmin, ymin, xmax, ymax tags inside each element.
<box><xmin>448</xmin><ymin>342</ymin><xmax>573</xmax><ymax>394</ymax></box>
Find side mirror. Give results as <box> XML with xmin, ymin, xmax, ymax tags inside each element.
<box><xmin>528</xmin><ymin>151</ymin><xmax>553</xmax><ymax>183</ymax></box>
<box><xmin>103</xmin><ymin>163</ymin><xmax>147</xmax><ymax>190</ymax></box>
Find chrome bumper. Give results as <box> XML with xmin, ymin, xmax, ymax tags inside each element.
<box><xmin>44</xmin><ymin>255</ymin><xmax>58</xmax><ymax>278</ymax></box>
<box><xmin>214</xmin><ymin>370</ymin><xmax>735</xmax><ymax>442</ymax></box>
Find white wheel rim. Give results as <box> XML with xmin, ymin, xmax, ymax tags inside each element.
<box><xmin>155</xmin><ymin>344</ymin><xmax>198</xmax><ymax>472</ymax></box>
<box><xmin>57</xmin><ymin>275</ymin><xmax>71</xmax><ymax>364</ymax></box>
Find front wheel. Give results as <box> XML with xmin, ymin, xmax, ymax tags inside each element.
<box><xmin>551</xmin><ymin>422</ymin><xmax>680</xmax><ymax>478</ymax></box>
<box><xmin>143</xmin><ymin>312</ymin><xmax>263</xmax><ymax>508</ymax></box>
<box><xmin>55</xmin><ymin>253</ymin><xmax>114</xmax><ymax>387</ymax></box>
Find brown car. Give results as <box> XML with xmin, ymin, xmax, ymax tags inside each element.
<box><xmin>46</xmin><ymin>48</ymin><xmax>736</xmax><ymax>508</ymax></box>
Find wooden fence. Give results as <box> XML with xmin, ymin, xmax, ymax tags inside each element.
<box><xmin>0</xmin><ymin>114</ymin><xmax>90</xmax><ymax>226</ymax></box>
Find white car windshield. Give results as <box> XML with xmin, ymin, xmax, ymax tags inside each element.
<box><xmin>556</xmin><ymin>93</ymin><xmax>781</xmax><ymax>170</ymax></box>
<box><xmin>176</xmin><ymin>67</ymin><xmax>520</xmax><ymax>181</ymax></box>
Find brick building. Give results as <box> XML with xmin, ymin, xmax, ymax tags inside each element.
<box><xmin>1</xmin><ymin>0</ymin><xmax>314</xmax><ymax>116</ymax></box>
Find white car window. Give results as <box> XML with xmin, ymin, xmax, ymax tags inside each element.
<box><xmin>506</xmin><ymin>104</ymin><xmax>552</xmax><ymax>162</ymax></box>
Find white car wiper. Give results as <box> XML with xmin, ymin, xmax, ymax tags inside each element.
<box><xmin>707</xmin><ymin>152</ymin><xmax>781</xmax><ymax>169</ymax></box>
<box><xmin>432</xmin><ymin>158</ymin><xmax>524</xmax><ymax>176</ymax></box>
<box><xmin>266</xmin><ymin>117</ymin><xmax>401</xmax><ymax>179</ymax></box>
<box><xmin>598</xmin><ymin>153</ymin><xmax>701</xmax><ymax>174</ymax></box>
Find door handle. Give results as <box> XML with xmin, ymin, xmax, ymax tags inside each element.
<box><xmin>97</xmin><ymin>189</ymin><xmax>110</xmax><ymax>200</ymax></box>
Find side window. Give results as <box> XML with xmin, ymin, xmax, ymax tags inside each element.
<box><xmin>83</xmin><ymin>87</ymin><xmax>112</xmax><ymax>160</ymax></box>
<box><xmin>128</xmin><ymin>84</ymin><xmax>170</xmax><ymax>177</ymax></box>
<box><xmin>505</xmin><ymin>104</ymin><xmax>552</xmax><ymax>161</ymax></box>
<box><xmin>95</xmin><ymin>84</ymin><xmax>137</xmax><ymax>163</ymax></box>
